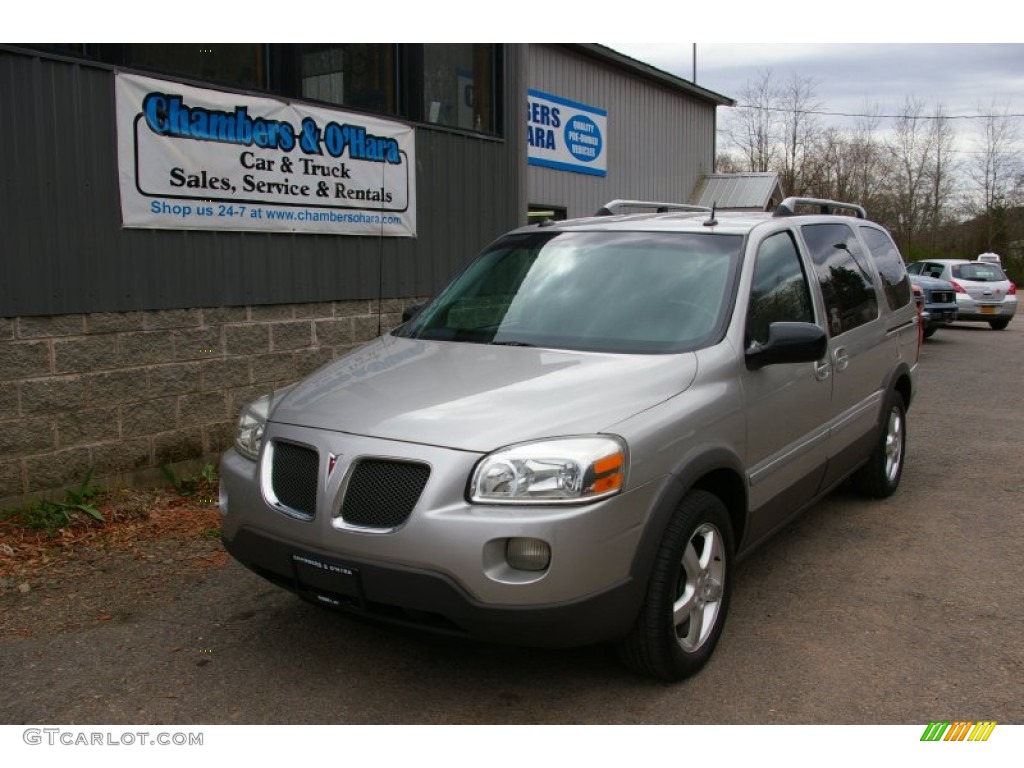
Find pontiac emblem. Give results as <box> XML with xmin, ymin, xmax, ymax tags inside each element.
<box><xmin>327</xmin><ymin>453</ymin><xmax>340</xmax><ymax>484</ymax></box>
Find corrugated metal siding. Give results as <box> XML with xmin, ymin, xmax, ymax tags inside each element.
<box><xmin>0</xmin><ymin>46</ymin><xmax>525</xmax><ymax>317</ymax></box>
<box><xmin>527</xmin><ymin>45</ymin><xmax>718</xmax><ymax>219</ymax></box>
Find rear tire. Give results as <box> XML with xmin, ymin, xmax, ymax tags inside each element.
<box><xmin>989</xmin><ymin>319</ymin><xmax>1010</xmax><ymax>330</ymax></box>
<box><xmin>852</xmin><ymin>390</ymin><xmax>906</xmax><ymax>498</ymax></box>
<box><xmin>617</xmin><ymin>490</ymin><xmax>733</xmax><ymax>681</ymax></box>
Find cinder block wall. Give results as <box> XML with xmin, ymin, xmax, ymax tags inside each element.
<box><xmin>0</xmin><ymin>300</ymin><xmax>411</xmax><ymax>507</ymax></box>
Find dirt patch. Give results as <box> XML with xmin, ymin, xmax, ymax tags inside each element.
<box><xmin>0</xmin><ymin>485</ymin><xmax>226</xmax><ymax>639</ymax></box>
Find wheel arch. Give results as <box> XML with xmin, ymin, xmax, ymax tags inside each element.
<box><xmin>885</xmin><ymin>362</ymin><xmax>914</xmax><ymax>412</ymax></box>
<box><xmin>629</xmin><ymin>449</ymin><xmax>747</xmax><ymax>591</ymax></box>
<box><xmin>895</xmin><ymin>372</ymin><xmax>913</xmax><ymax>412</ymax></box>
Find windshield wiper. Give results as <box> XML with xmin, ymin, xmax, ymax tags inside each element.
<box><xmin>489</xmin><ymin>340</ymin><xmax>537</xmax><ymax>347</ymax></box>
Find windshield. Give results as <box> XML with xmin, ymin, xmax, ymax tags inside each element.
<box><xmin>397</xmin><ymin>230</ymin><xmax>743</xmax><ymax>353</ymax></box>
<box><xmin>953</xmin><ymin>263</ymin><xmax>1008</xmax><ymax>282</ymax></box>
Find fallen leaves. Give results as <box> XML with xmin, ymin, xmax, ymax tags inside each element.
<box><xmin>0</xmin><ymin>484</ymin><xmax>224</xmax><ymax>586</ymax></box>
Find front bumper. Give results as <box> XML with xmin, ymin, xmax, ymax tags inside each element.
<box><xmin>222</xmin><ymin>526</ymin><xmax>643</xmax><ymax>647</ymax></box>
<box><xmin>921</xmin><ymin>305</ymin><xmax>958</xmax><ymax>328</ymax></box>
<box><xmin>219</xmin><ymin>423</ymin><xmax>667</xmax><ymax>647</ymax></box>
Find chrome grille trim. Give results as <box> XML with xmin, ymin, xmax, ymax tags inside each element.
<box><xmin>267</xmin><ymin>440</ymin><xmax>319</xmax><ymax>519</ymax></box>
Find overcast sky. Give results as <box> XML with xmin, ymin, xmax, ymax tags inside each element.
<box><xmin>601</xmin><ymin>42</ymin><xmax>1024</xmax><ymax>160</ymax></box>
<box><xmin>13</xmin><ymin>3</ymin><xmax>1024</xmax><ymax>149</ymax></box>
<box><xmin>606</xmin><ymin>43</ymin><xmax>1024</xmax><ymax>120</ymax></box>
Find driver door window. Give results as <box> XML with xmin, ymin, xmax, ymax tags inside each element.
<box><xmin>746</xmin><ymin>230</ymin><xmax>816</xmax><ymax>345</ymax></box>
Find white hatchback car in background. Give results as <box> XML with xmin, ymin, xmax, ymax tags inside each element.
<box><xmin>906</xmin><ymin>259</ymin><xmax>1018</xmax><ymax>330</ymax></box>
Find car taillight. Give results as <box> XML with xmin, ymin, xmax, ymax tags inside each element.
<box><xmin>912</xmin><ymin>286</ymin><xmax>923</xmax><ymax>353</ymax></box>
<box><xmin>950</xmin><ymin>280</ymin><xmax>967</xmax><ymax>293</ymax></box>
<box><xmin>1009</xmin><ymin>282</ymin><xmax>1017</xmax><ymax>295</ymax></box>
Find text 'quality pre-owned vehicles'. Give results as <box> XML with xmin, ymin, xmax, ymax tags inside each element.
<box><xmin>220</xmin><ymin>197</ymin><xmax>920</xmax><ymax>681</ymax></box>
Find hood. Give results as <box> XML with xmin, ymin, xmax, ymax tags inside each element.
<box><xmin>270</xmin><ymin>335</ymin><xmax>698</xmax><ymax>452</ymax></box>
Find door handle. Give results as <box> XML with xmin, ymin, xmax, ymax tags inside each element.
<box><xmin>833</xmin><ymin>346</ymin><xmax>849</xmax><ymax>371</ymax></box>
<box><xmin>814</xmin><ymin>360</ymin><xmax>831</xmax><ymax>380</ymax></box>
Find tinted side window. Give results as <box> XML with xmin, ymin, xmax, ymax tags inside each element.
<box><xmin>860</xmin><ymin>226</ymin><xmax>911</xmax><ymax>310</ymax></box>
<box><xmin>801</xmin><ymin>223</ymin><xmax>879</xmax><ymax>336</ymax></box>
<box><xmin>746</xmin><ymin>231</ymin><xmax>815</xmax><ymax>345</ymax></box>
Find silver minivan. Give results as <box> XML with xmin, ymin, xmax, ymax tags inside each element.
<box><xmin>220</xmin><ymin>197</ymin><xmax>919</xmax><ymax>680</ymax></box>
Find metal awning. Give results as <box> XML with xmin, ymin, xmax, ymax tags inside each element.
<box><xmin>692</xmin><ymin>172</ymin><xmax>785</xmax><ymax>211</ymax></box>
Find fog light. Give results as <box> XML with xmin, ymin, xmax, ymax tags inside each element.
<box><xmin>506</xmin><ymin>538</ymin><xmax>551</xmax><ymax>571</ymax></box>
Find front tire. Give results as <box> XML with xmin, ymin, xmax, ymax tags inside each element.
<box><xmin>852</xmin><ymin>390</ymin><xmax>906</xmax><ymax>498</ymax></box>
<box><xmin>617</xmin><ymin>490</ymin><xmax>734</xmax><ymax>681</ymax></box>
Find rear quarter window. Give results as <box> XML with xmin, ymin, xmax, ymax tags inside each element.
<box><xmin>859</xmin><ymin>226</ymin><xmax>911</xmax><ymax>310</ymax></box>
<box><xmin>800</xmin><ymin>222</ymin><xmax>879</xmax><ymax>336</ymax></box>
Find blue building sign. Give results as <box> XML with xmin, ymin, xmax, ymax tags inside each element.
<box><xmin>527</xmin><ymin>89</ymin><xmax>607</xmax><ymax>177</ymax></box>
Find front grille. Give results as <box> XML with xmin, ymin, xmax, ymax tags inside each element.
<box><xmin>930</xmin><ymin>290</ymin><xmax>954</xmax><ymax>304</ymax></box>
<box><xmin>340</xmin><ymin>459</ymin><xmax>430</xmax><ymax>529</ymax></box>
<box><xmin>270</xmin><ymin>441</ymin><xmax>319</xmax><ymax>517</ymax></box>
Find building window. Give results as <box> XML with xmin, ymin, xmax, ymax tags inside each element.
<box><xmin>16</xmin><ymin>43</ymin><xmax>501</xmax><ymax>136</ymax></box>
<box><xmin>422</xmin><ymin>44</ymin><xmax>494</xmax><ymax>132</ymax></box>
<box><xmin>123</xmin><ymin>44</ymin><xmax>266</xmax><ymax>91</ymax></box>
<box><xmin>299</xmin><ymin>44</ymin><xmax>396</xmax><ymax>116</ymax></box>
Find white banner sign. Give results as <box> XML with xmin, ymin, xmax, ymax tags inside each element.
<box><xmin>115</xmin><ymin>73</ymin><xmax>416</xmax><ymax>236</ymax></box>
<box><xmin>526</xmin><ymin>89</ymin><xmax>607</xmax><ymax>177</ymax></box>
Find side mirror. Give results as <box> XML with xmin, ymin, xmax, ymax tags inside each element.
<box><xmin>402</xmin><ymin>303</ymin><xmax>425</xmax><ymax>323</ymax></box>
<box><xmin>745</xmin><ymin>322</ymin><xmax>827</xmax><ymax>370</ymax></box>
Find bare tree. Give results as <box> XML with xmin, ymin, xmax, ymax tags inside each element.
<box><xmin>714</xmin><ymin>152</ymin><xmax>744</xmax><ymax>174</ymax></box>
<box><xmin>924</xmin><ymin>106</ymin><xmax>958</xmax><ymax>254</ymax></box>
<box><xmin>802</xmin><ymin>126</ymin><xmax>846</xmax><ymax>199</ymax></box>
<box><xmin>878</xmin><ymin>97</ymin><xmax>955</xmax><ymax>257</ymax></box>
<box><xmin>963</xmin><ymin>101</ymin><xmax>1023</xmax><ymax>255</ymax></box>
<box><xmin>801</xmin><ymin>104</ymin><xmax>885</xmax><ymax>209</ymax></box>
<box><xmin>846</xmin><ymin>104</ymin><xmax>885</xmax><ymax>213</ymax></box>
<box><xmin>713</xmin><ymin>75</ymin><xmax>969</xmax><ymax>263</ymax></box>
<box><xmin>720</xmin><ymin>69</ymin><xmax>780</xmax><ymax>172</ymax></box>
<box><xmin>777</xmin><ymin>74</ymin><xmax>821</xmax><ymax>196</ymax></box>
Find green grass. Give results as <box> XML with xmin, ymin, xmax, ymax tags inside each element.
<box><xmin>0</xmin><ymin>468</ymin><xmax>104</xmax><ymax>534</ymax></box>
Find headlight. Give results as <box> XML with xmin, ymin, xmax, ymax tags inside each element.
<box><xmin>470</xmin><ymin>436</ymin><xmax>627</xmax><ymax>505</ymax></box>
<box><xmin>234</xmin><ymin>394</ymin><xmax>272</xmax><ymax>461</ymax></box>
<box><xmin>234</xmin><ymin>385</ymin><xmax>297</xmax><ymax>461</ymax></box>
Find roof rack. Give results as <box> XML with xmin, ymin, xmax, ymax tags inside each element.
<box><xmin>773</xmin><ymin>197</ymin><xmax>867</xmax><ymax>219</ymax></box>
<box><xmin>595</xmin><ymin>200</ymin><xmax>713</xmax><ymax>216</ymax></box>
